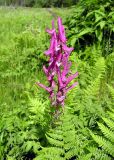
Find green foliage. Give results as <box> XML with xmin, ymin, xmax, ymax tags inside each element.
<box><xmin>65</xmin><ymin>0</ymin><xmax>114</xmax><ymax>56</ymax></box>
<box><xmin>0</xmin><ymin>97</ymin><xmax>50</xmax><ymax>159</ymax></box>
<box><xmin>34</xmin><ymin>110</ymin><xmax>89</xmax><ymax>160</ymax></box>
<box><xmin>90</xmin><ymin>108</ymin><xmax>114</xmax><ymax>158</ymax></box>
<box><xmin>107</xmin><ymin>84</ymin><xmax>114</xmax><ymax>100</ymax></box>
<box><xmin>0</xmin><ymin>2</ymin><xmax>114</xmax><ymax>160</ymax></box>
<box><xmin>0</xmin><ymin>0</ymin><xmax>78</xmax><ymax>7</ymax></box>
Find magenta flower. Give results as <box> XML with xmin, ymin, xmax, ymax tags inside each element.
<box><xmin>36</xmin><ymin>17</ymin><xmax>78</xmax><ymax>107</ymax></box>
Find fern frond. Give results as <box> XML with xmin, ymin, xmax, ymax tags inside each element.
<box><xmin>35</xmin><ymin>147</ymin><xmax>64</xmax><ymax>160</ymax></box>
<box><xmin>46</xmin><ymin>131</ymin><xmax>63</xmax><ymax>141</ymax></box>
<box><xmin>107</xmin><ymin>110</ymin><xmax>114</xmax><ymax>121</ymax></box>
<box><xmin>29</xmin><ymin>98</ymin><xmax>45</xmax><ymax>114</ymax></box>
<box><xmin>106</xmin><ymin>52</ymin><xmax>114</xmax><ymax>66</ymax></box>
<box><xmin>65</xmin><ymin>148</ymin><xmax>77</xmax><ymax>160</ymax></box>
<box><xmin>46</xmin><ymin>134</ymin><xmax>64</xmax><ymax>147</ymax></box>
<box><xmin>44</xmin><ymin>111</ymin><xmax>78</xmax><ymax>159</ymax></box>
<box><xmin>90</xmin><ymin>108</ymin><xmax>114</xmax><ymax>158</ymax></box>
<box><xmin>107</xmin><ymin>84</ymin><xmax>114</xmax><ymax>100</ymax></box>
<box><xmin>90</xmin><ymin>132</ymin><xmax>114</xmax><ymax>156</ymax></box>
<box><xmin>98</xmin><ymin>122</ymin><xmax>114</xmax><ymax>143</ymax></box>
<box><xmin>84</xmin><ymin>74</ymin><xmax>101</xmax><ymax>97</ymax></box>
<box><xmin>92</xmin><ymin>57</ymin><xmax>105</xmax><ymax>78</ymax></box>
<box><xmin>102</xmin><ymin>117</ymin><xmax>114</xmax><ymax>131</ymax></box>
<box><xmin>77</xmin><ymin>153</ymin><xmax>92</xmax><ymax>160</ymax></box>
<box><xmin>87</xmin><ymin>146</ymin><xmax>111</xmax><ymax>160</ymax></box>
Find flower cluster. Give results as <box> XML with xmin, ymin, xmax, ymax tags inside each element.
<box><xmin>36</xmin><ymin>17</ymin><xmax>78</xmax><ymax>106</ymax></box>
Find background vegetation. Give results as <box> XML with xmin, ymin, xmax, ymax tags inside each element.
<box><xmin>0</xmin><ymin>0</ymin><xmax>114</xmax><ymax>159</ymax></box>
<box><xmin>0</xmin><ymin>0</ymin><xmax>78</xmax><ymax>7</ymax></box>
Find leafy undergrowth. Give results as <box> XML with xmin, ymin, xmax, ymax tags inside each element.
<box><xmin>0</xmin><ymin>3</ymin><xmax>114</xmax><ymax>160</ymax></box>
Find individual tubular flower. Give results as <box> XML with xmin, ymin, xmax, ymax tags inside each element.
<box><xmin>36</xmin><ymin>17</ymin><xmax>78</xmax><ymax>107</ymax></box>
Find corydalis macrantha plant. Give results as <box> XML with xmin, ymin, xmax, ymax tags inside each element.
<box><xmin>36</xmin><ymin>17</ymin><xmax>78</xmax><ymax>107</ymax></box>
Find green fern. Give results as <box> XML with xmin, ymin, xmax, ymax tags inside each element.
<box><xmin>107</xmin><ymin>84</ymin><xmax>114</xmax><ymax>100</ymax></box>
<box><xmin>34</xmin><ymin>147</ymin><xmax>64</xmax><ymax>160</ymax></box>
<box><xmin>90</xmin><ymin>109</ymin><xmax>114</xmax><ymax>157</ymax></box>
<box><xmin>92</xmin><ymin>57</ymin><xmax>105</xmax><ymax>78</ymax></box>
<box><xmin>34</xmin><ymin>110</ymin><xmax>78</xmax><ymax>160</ymax></box>
<box><xmin>87</xmin><ymin>146</ymin><xmax>111</xmax><ymax>160</ymax></box>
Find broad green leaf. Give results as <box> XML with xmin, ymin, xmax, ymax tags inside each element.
<box><xmin>86</xmin><ymin>11</ymin><xmax>95</xmax><ymax>18</ymax></box>
<box><xmin>95</xmin><ymin>13</ymin><xmax>103</xmax><ymax>23</ymax></box>
<box><xmin>77</xmin><ymin>28</ymin><xmax>93</xmax><ymax>38</ymax></box>
<box><xmin>96</xmin><ymin>21</ymin><xmax>106</xmax><ymax>29</ymax></box>
<box><xmin>95</xmin><ymin>30</ymin><xmax>103</xmax><ymax>42</ymax></box>
<box><xmin>70</xmin><ymin>37</ymin><xmax>77</xmax><ymax>47</ymax></box>
<box><xmin>95</xmin><ymin>10</ymin><xmax>105</xmax><ymax>17</ymax></box>
<box><xmin>108</xmin><ymin>11</ymin><xmax>114</xmax><ymax>17</ymax></box>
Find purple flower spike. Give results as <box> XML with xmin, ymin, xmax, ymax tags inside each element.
<box><xmin>36</xmin><ymin>17</ymin><xmax>78</xmax><ymax>107</ymax></box>
<box><xmin>36</xmin><ymin>82</ymin><xmax>52</xmax><ymax>93</ymax></box>
<box><xmin>58</xmin><ymin>17</ymin><xmax>67</xmax><ymax>43</ymax></box>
